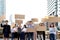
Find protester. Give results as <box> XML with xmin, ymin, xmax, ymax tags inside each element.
<box><xmin>27</xmin><ymin>21</ymin><xmax>34</xmax><ymax>40</ymax></box>
<box><xmin>1</xmin><ymin>20</ymin><xmax>10</xmax><ymax>40</ymax></box>
<box><xmin>37</xmin><ymin>23</ymin><xmax>45</xmax><ymax>40</ymax></box>
<box><xmin>49</xmin><ymin>23</ymin><xmax>58</xmax><ymax>40</ymax></box>
<box><xmin>19</xmin><ymin>24</ymin><xmax>27</xmax><ymax>40</ymax></box>
<box><xmin>11</xmin><ymin>24</ymin><xmax>18</xmax><ymax>40</ymax></box>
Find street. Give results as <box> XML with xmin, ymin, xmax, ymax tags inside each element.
<box><xmin>0</xmin><ymin>38</ymin><xmax>60</xmax><ymax>40</ymax></box>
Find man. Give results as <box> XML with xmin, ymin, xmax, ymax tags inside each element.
<box><xmin>27</xmin><ymin>21</ymin><xmax>34</xmax><ymax>40</ymax></box>
<box><xmin>1</xmin><ymin>20</ymin><xmax>10</xmax><ymax>40</ymax></box>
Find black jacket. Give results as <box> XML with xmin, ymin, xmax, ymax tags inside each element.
<box><xmin>1</xmin><ymin>24</ymin><xmax>11</xmax><ymax>34</ymax></box>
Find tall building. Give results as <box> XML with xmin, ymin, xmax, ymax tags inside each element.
<box><xmin>47</xmin><ymin>0</ymin><xmax>60</xmax><ymax>30</ymax></box>
<box><xmin>47</xmin><ymin>0</ymin><xmax>60</xmax><ymax>16</ymax></box>
<box><xmin>0</xmin><ymin>0</ymin><xmax>5</xmax><ymax>16</ymax></box>
<box><xmin>0</xmin><ymin>0</ymin><xmax>5</xmax><ymax>22</ymax></box>
<box><xmin>0</xmin><ymin>0</ymin><xmax>5</xmax><ymax>34</ymax></box>
<box><xmin>58</xmin><ymin>0</ymin><xmax>60</xmax><ymax>16</ymax></box>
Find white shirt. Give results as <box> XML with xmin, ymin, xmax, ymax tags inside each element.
<box><xmin>27</xmin><ymin>24</ymin><xmax>34</xmax><ymax>28</ymax></box>
<box><xmin>11</xmin><ymin>27</ymin><xmax>18</xmax><ymax>33</ymax></box>
<box><xmin>49</xmin><ymin>27</ymin><xmax>58</xmax><ymax>35</ymax></box>
<box><xmin>22</xmin><ymin>28</ymin><xmax>27</xmax><ymax>32</ymax></box>
<box><xmin>21</xmin><ymin>27</ymin><xmax>27</xmax><ymax>32</ymax></box>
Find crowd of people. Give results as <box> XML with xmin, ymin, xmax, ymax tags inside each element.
<box><xmin>0</xmin><ymin>20</ymin><xmax>58</xmax><ymax>40</ymax></box>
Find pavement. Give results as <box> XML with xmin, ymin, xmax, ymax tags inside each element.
<box><xmin>0</xmin><ymin>38</ymin><xmax>60</xmax><ymax>40</ymax></box>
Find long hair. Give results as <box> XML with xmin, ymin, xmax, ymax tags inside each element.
<box><xmin>50</xmin><ymin>23</ymin><xmax>54</xmax><ymax>27</ymax></box>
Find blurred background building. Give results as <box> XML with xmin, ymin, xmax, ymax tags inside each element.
<box><xmin>47</xmin><ymin>0</ymin><xmax>60</xmax><ymax>30</ymax></box>
<box><xmin>0</xmin><ymin>0</ymin><xmax>5</xmax><ymax>21</ymax></box>
<box><xmin>47</xmin><ymin>0</ymin><xmax>60</xmax><ymax>16</ymax></box>
<box><xmin>0</xmin><ymin>0</ymin><xmax>5</xmax><ymax>16</ymax></box>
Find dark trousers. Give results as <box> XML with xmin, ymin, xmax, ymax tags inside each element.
<box><xmin>43</xmin><ymin>31</ymin><xmax>45</xmax><ymax>40</ymax></box>
<box><xmin>20</xmin><ymin>32</ymin><xmax>25</xmax><ymax>40</ymax></box>
<box><xmin>11</xmin><ymin>32</ymin><xmax>18</xmax><ymax>40</ymax></box>
<box><xmin>50</xmin><ymin>34</ymin><xmax>55</xmax><ymax>40</ymax></box>
<box><xmin>25</xmin><ymin>33</ymin><xmax>28</xmax><ymax>40</ymax></box>
<box><xmin>27</xmin><ymin>32</ymin><xmax>33</xmax><ymax>40</ymax></box>
<box><xmin>4</xmin><ymin>32</ymin><xmax>9</xmax><ymax>38</ymax></box>
<box><xmin>37</xmin><ymin>31</ymin><xmax>45</xmax><ymax>40</ymax></box>
<box><xmin>11</xmin><ymin>33</ymin><xmax>14</xmax><ymax>40</ymax></box>
<box><xmin>17</xmin><ymin>33</ymin><xmax>20</xmax><ymax>40</ymax></box>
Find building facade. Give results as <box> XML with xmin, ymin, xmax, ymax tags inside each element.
<box><xmin>0</xmin><ymin>0</ymin><xmax>5</xmax><ymax>34</ymax></box>
<box><xmin>0</xmin><ymin>0</ymin><xmax>5</xmax><ymax>16</ymax></box>
<box><xmin>0</xmin><ymin>0</ymin><xmax>5</xmax><ymax>24</ymax></box>
<box><xmin>47</xmin><ymin>0</ymin><xmax>60</xmax><ymax>30</ymax></box>
<box><xmin>47</xmin><ymin>0</ymin><xmax>60</xmax><ymax>16</ymax></box>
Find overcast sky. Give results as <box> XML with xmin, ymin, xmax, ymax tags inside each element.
<box><xmin>6</xmin><ymin>0</ymin><xmax>47</xmax><ymax>24</ymax></box>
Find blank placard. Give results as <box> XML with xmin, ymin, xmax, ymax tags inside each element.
<box><xmin>41</xmin><ymin>18</ymin><xmax>48</xmax><ymax>22</ymax></box>
<box><xmin>58</xmin><ymin>17</ymin><xmax>60</xmax><ymax>22</ymax></box>
<box><xmin>15</xmin><ymin>14</ymin><xmax>25</xmax><ymax>19</ymax></box>
<box><xmin>26</xmin><ymin>28</ymin><xmax>36</xmax><ymax>32</ymax></box>
<box><xmin>31</xmin><ymin>18</ymin><xmax>38</xmax><ymax>22</ymax></box>
<box><xmin>35</xmin><ymin>25</ymin><xmax>46</xmax><ymax>31</ymax></box>
<box><xmin>48</xmin><ymin>17</ymin><xmax>58</xmax><ymax>22</ymax></box>
<box><xmin>15</xmin><ymin>20</ymin><xmax>23</xmax><ymax>24</ymax></box>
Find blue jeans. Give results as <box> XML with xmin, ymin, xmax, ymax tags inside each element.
<box><xmin>50</xmin><ymin>34</ymin><xmax>55</xmax><ymax>40</ymax></box>
<box><xmin>20</xmin><ymin>32</ymin><xmax>25</xmax><ymax>40</ymax></box>
<box><xmin>27</xmin><ymin>32</ymin><xmax>33</xmax><ymax>40</ymax></box>
<box><xmin>11</xmin><ymin>33</ymin><xmax>14</xmax><ymax>40</ymax></box>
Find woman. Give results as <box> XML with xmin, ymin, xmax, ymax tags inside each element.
<box><xmin>20</xmin><ymin>25</ymin><xmax>27</xmax><ymax>40</ymax></box>
<box><xmin>11</xmin><ymin>24</ymin><xmax>18</xmax><ymax>40</ymax></box>
<box><xmin>49</xmin><ymin>23</ymin><xmax>58</xmax><ymax>40</ymax></box>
